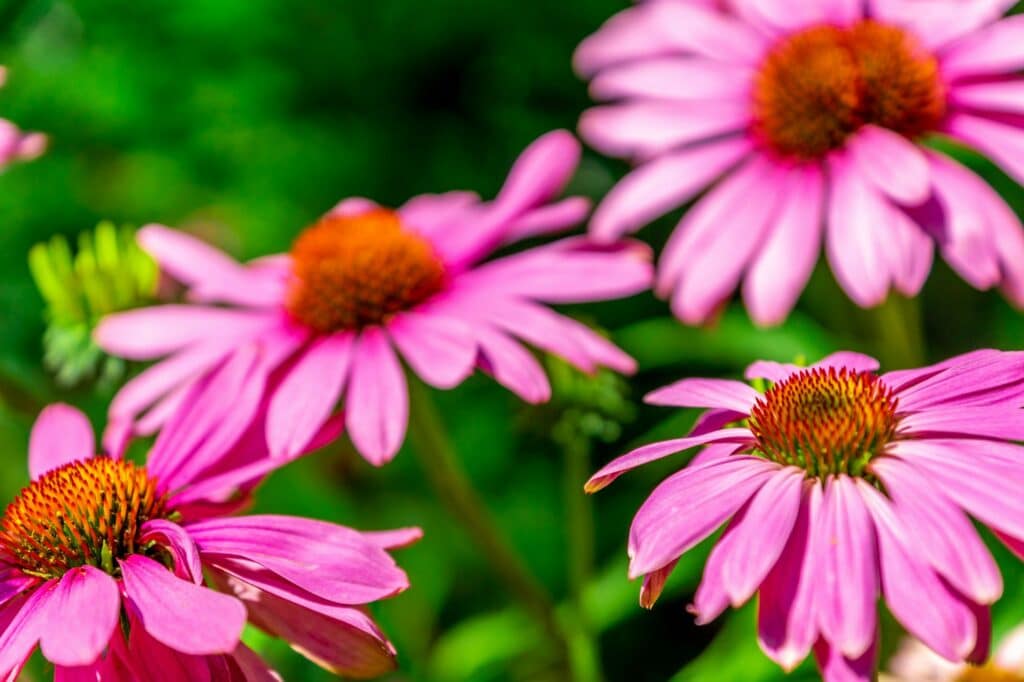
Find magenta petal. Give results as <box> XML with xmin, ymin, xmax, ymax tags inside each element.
<box><xmin>946</xmin><ymin>113</ymin><xmax>1024</xmax><ymax>187</ymax></box>
<box><xmin>627</xmin><ymin>457</ymin><xmax>778</xmax><ymax>577</ymax></box>
<box><xmin>126</xmin><ymin>614</ymin><xmax>216</xmax><ymax>682</ymax></box>
<box><xmin>645</xmin><ymin>377</ymin><xmax>760</xmax><ymax>412</ymax></box>
<box><xmin>475</xmin><ymin>326</ymin><xmax>551</xmax><ymax>404</ymax></box>
<box><xmin>758</xmin><ymin>484</ymin><xmax>821</xmax><ymax>671</ymax></box>
<box><xmin>267</xmin><ymin>332</ymin><xmax>354</xmax><ymax>459</ymax></box>
<box><xmin>941</xmin><ymin>14</ymin><xmax>1024</xmax><ymax>80</ymax></box>
<box><xmin>847</xmin><ymin>125</ymin><xmax>931</xmax><ymax>206</ymax></box>
<box><xmin>120</xmin><ymin>555</ymin><xmax>246</xmax><ymax>656</ymax></box>
<box><xmin>142</xmin><ymin>519</ymin><xmax>204</xmax><ymax>585</ymax></box>
<box><xmin>816</xmin><ymin>476</ymin><xmax>878</xmax><ymax>659</ymax></box>
<box><xmin>361</xmin><ymin>527</ymin><xmax>424</xmax><ymax>551</ymax></box>
<box><xmin>344</xmin><ymin>328</ymin><xmax>408</xmax><ymax>465</ymax></box>
<box><xmin>388</xmin><ymin>311</ymin><xmax>476</xmax><ymax>390</ymax></box>
<box><xmin>871</xmin><ymin>457</ymin><xmax>1001</xmax><ymax>604</ymax></box>
<box><xmin>897</xmin><ymin>406</ymin><xmax>1024</xmax><ymax>440</ymax></box>
<box><xmin>0</xmin><ymin>584</ymin><xmax>55</xmax><ymax>677</ymax></box>
<box><xmin>812</xmin><ymin>637</ymin><xmax>877</xmax><ymax>682</ymax></box>
<box><xmin>857</xmin><ymin>482</ymin><xmax>976</xmax><ymax>661</ymax></box>
<box><xmin>328</xmin><ymin>197</ymin><xmax>379</xmax><ymax>217</ymax></box>
<box><xmin>586</xmin><ymin>428</ymin><xmax>755</xmax><ymax>493</ymax></box>
<box><xmin>39</xmin><ymin>567</ymin><xmax>119</xmax><ymax>667</ymax></box>
<box><xmin>28</xmin><ymin>404</ymin><xmax>94</xmax><ymax>480</ymax></box>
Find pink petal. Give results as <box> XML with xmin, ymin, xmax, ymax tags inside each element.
<box><xmin>328</xmin><ymin>197</ymin><xmax>379</xmax><ymax>217</ymax></box>
<box><xmin>744</xmin><ymin>352</ymin><xmax>880</xmax><ymax>384</ymax></box>
<box><xmin>645</xmin><ymin>2</ymin><xmax>769</xmax><ymax>64</ymax></box>
<box><xmin>96</xmin><ymin>306</ymin><xmax>276</xmax><ymax>360</ymax></box>
<box><xmin>39</xmin><ymin>567</ymin><xmax>119</xmax><ymax>667</ymax></box>
<box><xmin>475</xmin><ymin>326</ymin><xmax>551</xmax><ymax>404</ymax></box>
<box><xmin>743</xmin><ymin>164</ymin><xmax>825</xmax><ymax>326</ymax></box>
<box><xmin>502</xmin><ymin>196</ymin><xmax>591</xmax><ymax>243</ymax></box>
<box><xmin>142</xmin><ymin>519</ymin><xmax>204</xmax><ymax>585</ymax></box>
<box><xmin>137</xmin><ymin>225</ymin><xmax>281</xmax><ymax>307</ymax></box>
<box><xmin>573</xmin><ymin>4</ymin><xmax>680</xmax><ymax>77</ymax></box>
<box><xmin>388</xmin><ymin>311</ymin><xmax>476</xmax><ymax>390</ymax></box>
<box><xmin>871</xmin><ymin>457</ymin><xmax>1002</xmax><ymax>603</ymax></box>
<box><xmin>897</xmin><ymin>406</ymin><xmax>1024</xmax><ymax>440</ymax></box>
<box><xmin>946</xmin><ymin>112</ymin><xmax>1024</xmax><ymax>187</ymax></box>
<box><xmin>661</xmin><ymin>156</ymin><xmax>783</xmax><ymax>324</ymax></box>
<box><xmin>579</xmin><ymin>100</ymin><xmax>749</xmax><ymax>160</ymax></box>
<box><xmin>28</xmin><ymin>404</ymin><xmax>94</xmax><ymax>480</ymax></box>
<box><xmin>120</xmin><ymin>555</ymin><xmax>245</xmax><ymax>655</ymax></box>
<box><xmin>813</xmin><ymin>637</ymin><xmax>877</xmax><ymax>682</ymax></box>
<box><xmin>399</xmin><ymin>191</ymin><xmax>480</xmax><ymax>238</ymax></box>
<box><xmin>826</xmin><ymin>153</ymin><xmax>894</xmax><ymax>307</ymax></box>
<box><xmin>267</xmin><ymin>332</ymin><xmax>354</xmax><ymax>459</ymax></box>
<box><xmin>951</xmin><ymin>80</ymin><xmax>1024</xmax><ymax>117</ymax></box>
<box><xmin>186</xmin><ymin>515</ymin><xmax>410</xmax><ymax>604</ymax></box>
<box><xmin>847</xmin><ymin>125</ymin><xmax>931</xmax><ymax>206</ymax></box>
<box><xmin>640</xmin><ymin>559</ymin><xmax>678</xmax><ymax>609</ymax></box>
<box><xmin>589</xmin><ymin>56</ymin><xmax>754</xmax><ymax>102</ymax></box>
<box><xmin>345</xmin><ymin>328</ymin><xmax>409</xmax><ymax>466</ymax></box>
<box><xmin>589</xmin><ymin>137</ymin><xmax>752</xmax><ymax>241</ymax></box>
<box><xmin>126</xmin><ymin>613</ymin><xmax>217</xmax><ymax>681</ymax></box>
<box><xmin>361</xmin><ymin>527</ymin><xmax>424</xmax><ymax>551</ymax></box>
<box><xmin>0</xmin><ymin>587</ymin><xmax>55</xmax><ymax>678</ymax></box>
<box><xmin>627</xmin><ymin>456</ymin><xmax>778</xmax><ymax>577</ymax></box>
<box><xmin>644</xmin><ymin>377</ymin><xmax>760</xmax><ymax>412</ymax></box>
<box><xmin>941</xmin><ymin>15</ymin><xmax>1024</xmax><ymax>80</ymax></box>
<box><xmin>586</xmin><ymin>427</ymin><xmax>755</xmax><ymax>493</ymax></box>
<box><xmin>816</xmin><ymin>476</ymin><xmax>878</xmax><ymax>659</ymax></box>
<box><xmin>858</xmin><ymin>481</ymin><xmax>976</xmax><ymax>661</ymax></box>
<box><xmin>758</xmin><ymin>483</ymin><xmax>822</xmax><ymax>670</ymax></box>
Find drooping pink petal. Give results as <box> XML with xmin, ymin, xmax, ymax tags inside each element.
<box><xmin>743</xmin><ymin>164</ymin><xmax>825</xmax><ymax>326</ymax></box>
<box><xmin>475</xmin><ymin>326</ymin><xmax>551</xmax><ymax>404</ymax></box>
<box><xmin>897</xmin><ymin>406</ymin><xmax>1024</xmax><ymax>440</ymax></box>
<box><xmin>589</xmin><ymin>56</ymin><xmax>754</xmax><ymax>102</ymax></box>
<box><xmin>812</xmin><ymin>637</ymin><xmax>877</xmax><ymax>682</ymax></box>
<box><xmin>951</xmin><ymin>81</ymin><xmax>1024</xmax><ymax>117</ymax></box>
<box><xmin>644</xmin><ymin>377</ymin><xmax>761</xmax><ymax>412</ymax></box>
<box><xmin>640</xmin><ymin>559</ymin><xmax>678</xmax><ymax>610</ymax></box>
<box><xmin>502</xmin><ymin>197</ymin><xmax>591</xmax><ymax>243</ymax></box>
<box><xmin>941</xmin><ymin>15</ymin><xmax>1024</xmax><ymax>80</ymax></box>
<box><xmin>871</xmin><ymin>457</ymin><xmax>1001</xmax><ymax>604</ymax></box>
<box><xmin>661</xmin><ymin>156</ymin><xmax>783</xmax><ymax>323</ymax></box>
<box><xmin>857</xmin><ymin>481</ymin><xmax>977</xmax><ymax>661</ymax></box>
<box><xmin>126</xmin><ymin>614</ymin><xmax>216</xmax><ymax>682</ymax></box>
<box><xmin>946</xmin><ymin>113</ymin><xmax>1024</xmax><ymax>187</ymax></box>
<box><xmin>627</xmin><ymin>456</ymin><xmax>779</xmax><ymax>577</ymax></box>
<box><xmin>186</xmin><ymin>515</ymin><xmax>410</xmax><ymax>604</ymax></box>
<box><xmin>398</xmin><ymin>191</ymin><xmax>478</xmax><ymax>238</ymax></box>
<box><xmin>214</xmin><ymin>572</ymin><xmax>397</xmax><ymax>678</ymax></box>
<box><xmin>848</xmin><ymin>125</ymin><xmax>931</xmax><ymax>206</ymax></box>
<box><xmin>892</xmin><ymin>349</ymin><xmax>1024</xmax><ymax>410</ymax></box>
<box><xmin>229</xmin><ymin>644</ymin><xmax>280</xmax><ymax>682</ymax></box>
<box><xmin>361</xmin><ymin>527</ymin><xmax>424</xmax><ymax>551</ymax></box>
<box><xmin>758</xmin><ymin>483</ymin><xmax>822</xmax><ymax>671</ymax></box>
<box><xmin>644</xmin><ymin>2</ymin><xmax>770</xmax><ymax>64</ymax></box>
<box><xmin>136</xmin><ymin>225</ymin><xmax>285</xmax><ymax>308</ymax></box>
<box><xmin>825</xmin><ymin>153</ymin><xmax>893</xmax><ymax>308</ymax></box>
<box><xmin>345</xmin><ymin>328</ymin><xmax>409</xmax><ymax>466</ymax></box>
<box><xmin>589</xmin><ymin>137</ymin><xmax>752</xmax><ymax>242</ymax></box>
<box><xmin>586</xmin><ymin>428</ymin><xmax>756</xmax><ymax>493</ymax></box>
<box><xmin>0</xmin><ymin>585</ymin><xmax>58</xmax><ymax>678</ymax></box>
<box><xmin>95</xmin><ymin>306</ymin><xmax>278</xmax><ymax>360</ymax></box>
<box><xmin>267</xmin><ymin>332</ymin><xmax>354</xmax><ymax>459</ymax></box>
<box><xmin>388</xmin><ymin>311</ymin><xmax>477</xmax><ymax>390</ymax></box>
<box><xmin>816</xmin><ymin>476</ymin><xmax>878</xmax><ymax>659</ymax></box>
<box><xmin>120</xmin><ymin>555</ymin><xmax>245</xmax><ymax>656</ymax></box>
<box><xmin>142</xmin><ymin>519</ymin><xmax>204</xmax><ymax>585</ymax></box>
<box><xmin>38</xmin><ymin>567</ymin><xmax>119</xmax><ymax>667</ymax></box>
<box><xmin>573</xmin><ymin>4</ymin><xmax>681</xmax><ymax>77</ymax></box>
<box><xmin>28</xmin><ymin>404</ymin><xmax>94</xmax><ymax>480</ymax></box>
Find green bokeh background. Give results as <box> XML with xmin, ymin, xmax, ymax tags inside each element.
<box><xmin>0</xmin><ymin>1</ymin><xmax>1023</xmax><ymax>680</ymax></box>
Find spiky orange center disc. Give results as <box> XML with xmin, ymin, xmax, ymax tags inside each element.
<box><xmin>748</xmin><ymin>368</ymin><xmax>898</xmax><ymax>478</ymax></box>
<box><xmin>286</xmin><ymin>209</ymin><xmax>446</xmax><ymax>333</ymax></box>
<box><xmin>0</xmin><ymin>458</ymin><xmax>168</xmax><ymax>579</ymax></box>
<box><xmin>753</xmin><ymin>20</ymin><xmax>946</xmax><ymax>160</ymax></box>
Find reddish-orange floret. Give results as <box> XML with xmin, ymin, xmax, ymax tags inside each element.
<box><xmin>753</xmin><ymin>20</ymin><xmax>946</xmax><ymax>160</ymax></box>
<box><xmin>0</xmin><ymin>458</ymin><xmax>167</xmax><ymax>578</ymax></box>
<box><xmin>286</xmin><ymin>209</ymin><xmax>447</xmax><ymax>334</ymax></box>
<box><xmin>749</xmin><ymin>367</ymin><xmax>898</xmax><ymax>478</ymax></box>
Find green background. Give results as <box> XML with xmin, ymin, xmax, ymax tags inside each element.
<box><xmin>0</xmin><ymin>1</ymin><xmax>1023</xmax><ymax>680</ymax></box>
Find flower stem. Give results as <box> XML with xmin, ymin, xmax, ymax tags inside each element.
<box><xmin>563</xmin><ymin>438</ymin><xmax>604</xmax><ymax>682</ymax></box>
<box><xmin>406</xmin><ymin>378</ymin><xmax>572</xmax><ymax>670</ymax></box>
<box><xmin>871</xmin><ymin>294</ymin><xmax>926</xmax><ymax>369</ymax></box>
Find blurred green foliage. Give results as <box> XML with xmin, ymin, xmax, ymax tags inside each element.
<box><xmin>0</xmin><ymin>1</ymin><xmax>1022</xmax><ymax>681</ymax></box>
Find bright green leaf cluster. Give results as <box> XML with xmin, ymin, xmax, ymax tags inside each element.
<box><xmin>28</xmin><ymin>222</ymin><xmax>158</xmax><ymax>387</ymax></box>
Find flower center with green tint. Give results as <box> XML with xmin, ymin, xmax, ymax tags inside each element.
<box><xmin>957</xmin><ymin>665</ymin><xmax>1024</xmax><ymax>682</ymax></box>
<box><xmin>286</xmin><ymin>209</ymin><xmax>447</xmax><ymax>333</ymax></box>
<box><xmin>748</xmin><ymin>367</ymin><xmax>898</xmax><ymax>478</ymax></box>
<box><xmin>0</xmin><ymin>458</ymin><xmax>169</xmax><ymax>579</ymax></box>
<box><xmin>753</xmin><ymin>20</ymin><xmax>946</xmax><ymax>160</ymax></box>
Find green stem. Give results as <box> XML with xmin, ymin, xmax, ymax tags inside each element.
<box><xmin>871</xmin><ymin>294</ymin><xmax>926</xmax><ymax>369</ymax></box>
<box><xmin>563</xmin><ymin>439</ymin><xmax>604</xmax><ymax>682</ymax></box>
<box><xmin>405</xmin><ymin>378</ymin><xmax>571</xmax><ymax>669</ymax></box>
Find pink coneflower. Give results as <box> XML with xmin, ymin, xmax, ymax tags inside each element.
<box><xmin>883</xmin><ymin>625</ymin><xmax>1024</xmax><ymax>681</ymax></box>
<box><xmin>0</xmin><ymin>67</ymin><xmax>45</xmax><ymax>168</ymax></box>
<box><xmin>0</xmin><ymin>359</ymin><xmax>418</xmax><ymax>679</ymax></box>
<box><xmin>576</xmin><ymin>0</ymin><xmax>1024</xmax><ymax>325</ymax></box>
<box><xmin>588</xmin><ymin>350</ymin><xmax>1024</xmax><ymax>681</ymax></box>
<box><xmin>95</xmin><ymin>130</ymin><xmax>653</xmax><ymax>465</ymax></box>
